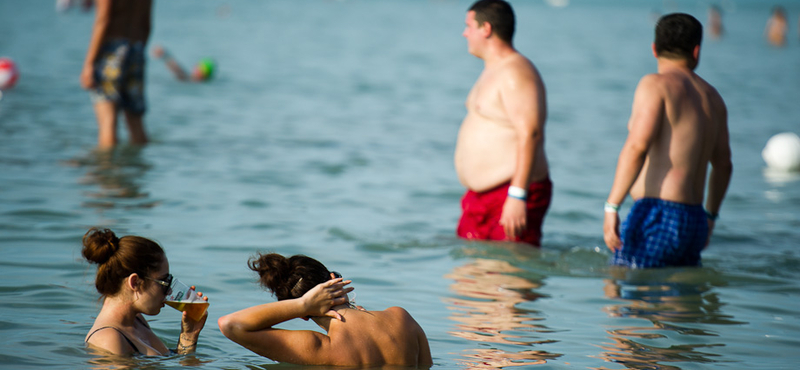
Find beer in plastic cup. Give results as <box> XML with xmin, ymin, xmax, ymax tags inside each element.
<box><xmin>164</xmin><ymin>279</ymin><xmax>208</xmax><ymax>321</ymax></box>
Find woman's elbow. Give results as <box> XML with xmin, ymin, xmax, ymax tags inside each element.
<box><xmin>217</xmin><ymin>314</ymin><xmax>238</xmax><ymax>339</ymax></box>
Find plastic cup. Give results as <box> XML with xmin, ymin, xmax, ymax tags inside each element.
<box><xmin>164</xmin><ymin>279</ymin><xmax>208</xmax><ymax>321</ymax></box>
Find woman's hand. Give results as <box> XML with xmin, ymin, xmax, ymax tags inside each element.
<box><xmin>178</xmin><ymin>287</ymin><xmax>208</xmax><ymax>353</ymax></box>
<box><xmin>301</xmin><ymin>275</ymin><xmax>353</xmax><ymax>320</ymax></box>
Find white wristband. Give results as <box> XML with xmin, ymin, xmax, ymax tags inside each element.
<box><xmin>508</xmin><ymin>186</ymin><xmax>527</xmax><ymax>200</ymax></box>
<box><xmin>604</xmin><ymin>201</ymin><xmax>620</xmax><ymax>213</ymax></box>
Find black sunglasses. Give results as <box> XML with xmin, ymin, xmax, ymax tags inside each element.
<box><xmin>146</xmin><ymin>274</ymin><xmax>174</xmax><ymax>295</ymax></box>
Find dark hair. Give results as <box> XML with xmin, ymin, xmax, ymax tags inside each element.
<box><xmin>82</xmin><ymin>228</ymin><xmax>166</xmax><ymax>297</ymax></box>
<box><xmin>654</xmin><ymin>13</ymin><xmax>703</xmax><ymax>62</ymax></box>
<box><xmin>248</xmin><ymin>253</ymin><xmax>333</xmax><ymax>300</ymax></box>
<box><xmin>771</xmin><ymin>6</ymin><xmax>786</xmax><ymax>18</ymax></box>
<box><xmin>469</xmin><ymin>0</ymin><xmax>515</xmax><ymax>45</ymax></box>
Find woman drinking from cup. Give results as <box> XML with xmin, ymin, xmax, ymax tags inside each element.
<box><xmin>82</xmin><ymin>228</ymin><xmax>208</xmax><ymax>356</ymax></box>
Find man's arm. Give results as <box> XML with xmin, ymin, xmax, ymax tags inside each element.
<box><xmin>704</xmin><ymin>99</ymin><xmax>732</xmax><ymax>244</ymax></box>
<box><xmin>603</xmin><ymin>75</ymin><xmax>664</xmax><ymax>251</ymax></box>
<box><xmin>498</xmin><ymin>61</ymin><xmax>546</xmax><ymax>239</ymax></box>
<box><xmin>80</xmin><ymin>0</ymin><xmax>111</xmax><ymax>89</ymax></box>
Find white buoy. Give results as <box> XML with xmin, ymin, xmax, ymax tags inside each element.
<box><xmin>762</xmin><ymin>132</ymin><xmax>800</xmax><ymax>172</ymax></box>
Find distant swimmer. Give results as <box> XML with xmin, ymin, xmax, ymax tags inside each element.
<box><xmin>151</xmin><ymin>45</ymin><xmax>215</xmax><ymax>82</ymax></box>
<box><xmin>454</xmin><ymin>0</ymin><xmax>551</xmax><ymax>246</ymax></box>
<box><xmin>218</xmin><ymin>253</ymin><xmax>433</xmax><ymax>368</ymax></box>
<box><xmin>708</xmin><ymin>4</ymin><xmax>723</xmax><ymax>40</ymax></box>
<box><xmin>81</xmin><ymin>0</ymin><xmax>152</xmax><ymax>148</ymax></box>
<box><xmin>603</xmin><ymin>13</ymin><xmax>733</xmax><ymax>268</ymax></box>
<box><xmin>765</xmin><ymin>6</ymin><xmax>788</xmax><ymax>47</ymax></box>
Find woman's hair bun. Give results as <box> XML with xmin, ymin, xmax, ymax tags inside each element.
<box><xmin>82</xmin><ymin>228</ymin><xmax>121</xmax><ymax>265</ymax></box>
<box><xmin>248</xmin><ymin>253</ymin><xmax>292</xmax><ymax>296</ymax></box>
<box><xmin>248</xmin><ymin>253</ymin><xmax>330</xmax><ymax>300</ymax></box>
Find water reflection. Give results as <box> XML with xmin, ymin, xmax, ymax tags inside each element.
<box><xmin>445</xmin><ymin>252</ymin><xmax>562</xmax><ymax>368</ymax></box>
<box><xmin>763</xmin><ymin>167</ymin><xmax>800</xmax><ymax>185</ymax></box>
<box><xmin>595</xmin><ymin>268</ymin><xmax>744</xmax><ymax>370</ymax></box>
<box><xmin>86</xmin><ymin>351</ymin><xmax>213</xmax><ymax>370</ymax></box>
<box><xmin>64</xmin><ymin>147</ymin><xmax>157</xmax><ymax>209</ymax></box>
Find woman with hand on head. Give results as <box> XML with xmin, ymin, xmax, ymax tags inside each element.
<box><xmin>82</xmin><ymin>228</ymin><xmax>208</xmax><ymax>356</ymax></box>
<box><xmin>218</xmin><ymin>253</ymin><xmax>433</xmax><ymax>368</ymax></box>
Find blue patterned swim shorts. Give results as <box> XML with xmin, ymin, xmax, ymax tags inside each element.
<box><xmin>611</xmin><ymin>198</ymin><xmax>709</xmax><ymax>268</ymax></box>
<box><xmin>89</xmin><ymin>39</ymin><xmax>146</xmax><ymax>114</ymax></box>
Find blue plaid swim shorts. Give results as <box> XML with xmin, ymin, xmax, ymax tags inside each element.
<box><xmin>611</xmin><ymin>198</ymin><xmax>709</xmax><ymax>268</ymax></box>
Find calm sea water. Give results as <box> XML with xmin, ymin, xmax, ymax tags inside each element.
<box><xmin>1</xmin><ymin>0</ymin><xmax>799</xmax><ymax>369</ymax></box>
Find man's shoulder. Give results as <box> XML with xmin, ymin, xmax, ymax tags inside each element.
<box><xmin>637</xmin><ymin>71</ymin><xmax>702</xmax><ymax>96</ymax></box>
<box><xmin>638</xmin><ymin>72</ymin><xmax>669</xmax><ymax>87</ymax></box>
<box><xmin>506</xmin><ymin>53</ymin><xmax>538</xmax><ymax>74</ymax></box>
<box><xmin>694</xmin><ymin>75</ymin><xmax>724</xmax><ymax>101</ymax></box>
<box><xmin>633</xmin><ymin>73</ymin><xmax>668</xmax><ymax>98</ymax></box>
<box><xmin>495</xmin><ymin>53</ymin><xmax>542</xmax><ymax>88</ymax></box>
<box><xmin>658</xmin><ymin>71</ymin><xmax>725</xmax><ymax>106</ymax></box>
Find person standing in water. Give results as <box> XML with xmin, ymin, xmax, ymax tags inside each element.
<box><xmin>454</xmin><ymin>0</ymin><xmax>552</xmax><ymax>246</ymax></box>
<box><xmin>80</xmin><ymin>0</ymin><xmax>152</xmax><ymax>148</ymax></box>
<box><xmin>708</xmin><ymin>4</ymin><xmax>724</xmax><ymax>40</ymax></box>
<box><xmin>82</xmin><ymin>228</ymin><xmax>209</xmax><ymax>355</ymax></box>
<box><xmin>218</xmin><ymin>253</ymin><xmax>433</xmax><ymax>368</ymax></box>
<box><xmin>603</xmin><ymin>13</ymin><xmax>733</xmax><ymax>268</ymax></box>
<box><xmin>765</xmin><ymin>6</ymin><xmax>788</xmax><ymax>47</ymax></box>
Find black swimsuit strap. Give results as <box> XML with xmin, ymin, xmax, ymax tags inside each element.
<box><xmin>135</xmin><ymin>314</ymin><xmax>147</xmax><ymax>327</ymax></box>
<box><xmin>86</xmin><ymin>326</ymin><xmax>141</xmax><ymax>354</ymax></box>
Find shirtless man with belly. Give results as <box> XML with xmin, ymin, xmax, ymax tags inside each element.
<box><xmin>454</xmin><ymin>0</ymin><xmax>551</xmax><ymax>246</ymax></box>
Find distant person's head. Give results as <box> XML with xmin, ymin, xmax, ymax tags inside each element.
<box><xmin>654</xmin><ymin>13</ymin><xmax>703</xmax><ymax>68</ymax></box>
<box><xmin>82</xmin><ymin>228</ymin><xmax>168</xmax><ymax>299</ymax></box>
<box><xmin>468</xmin><ymin>0</ymin><xmax>515</xmax><ymax>45</ymax></box>
<box><xmin>249</xmin><ymin>253</ymin><xmax>339</xmax><ymax>301</ymax></box>
<box><xmin>192</xmin><ymin>58</ymin><xmax>216</xmax><ymax>81</ymax></box>
<box><xmin>771</xmin><ymin>6</ymin><xmax>786</xmax><ymax>19</ymax></box>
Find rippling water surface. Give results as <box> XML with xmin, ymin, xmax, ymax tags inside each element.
<box><xmin>1</xmin><ymin>0</ymin><xmax>799</xmax><ymax>369</ymax></box>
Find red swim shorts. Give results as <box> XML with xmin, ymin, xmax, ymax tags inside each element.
<box><xmin>456</xmin><ymin>178</ymin><xmax>552</xmax><ymax>246</ymax></box>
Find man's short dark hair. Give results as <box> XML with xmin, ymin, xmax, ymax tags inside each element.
<box><xmin>654</xmin><ymin>13</ymin><xmax>703</xmax><ymax>61</ymax></box>
<box><xmin>469</xmin><ymin>0</ymin><xmax>515</xmax><ymax>45</ymax></box>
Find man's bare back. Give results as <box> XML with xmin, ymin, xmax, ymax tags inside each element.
<box><xmin>454</xmin><ymin>53</ymin><xmax>548</xmax><ymax>192</ymax></box>
<box><xmin>604</xmin><ymin>13</ymin><xmax>732</xmax><ymax>264</ymax></box>
<box><xmin>628</xmin><ymin>67</ymin><xmax>727</xmax><ymax>205</ymax></box>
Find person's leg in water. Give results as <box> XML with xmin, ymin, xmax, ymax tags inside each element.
<box><xmin>121</xmin><ymin>42</ymin><xmax>148</xmax><ymax>145</ymax></box>
<box><xmin>94</xmin><ymin>101</ymin><xmax>118</xmax><ymax>149</ymax></box>
<box><xmin>123</xmin><ymin>111</ymin><xmax>147</xmax><ymax>145</ymax></box>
